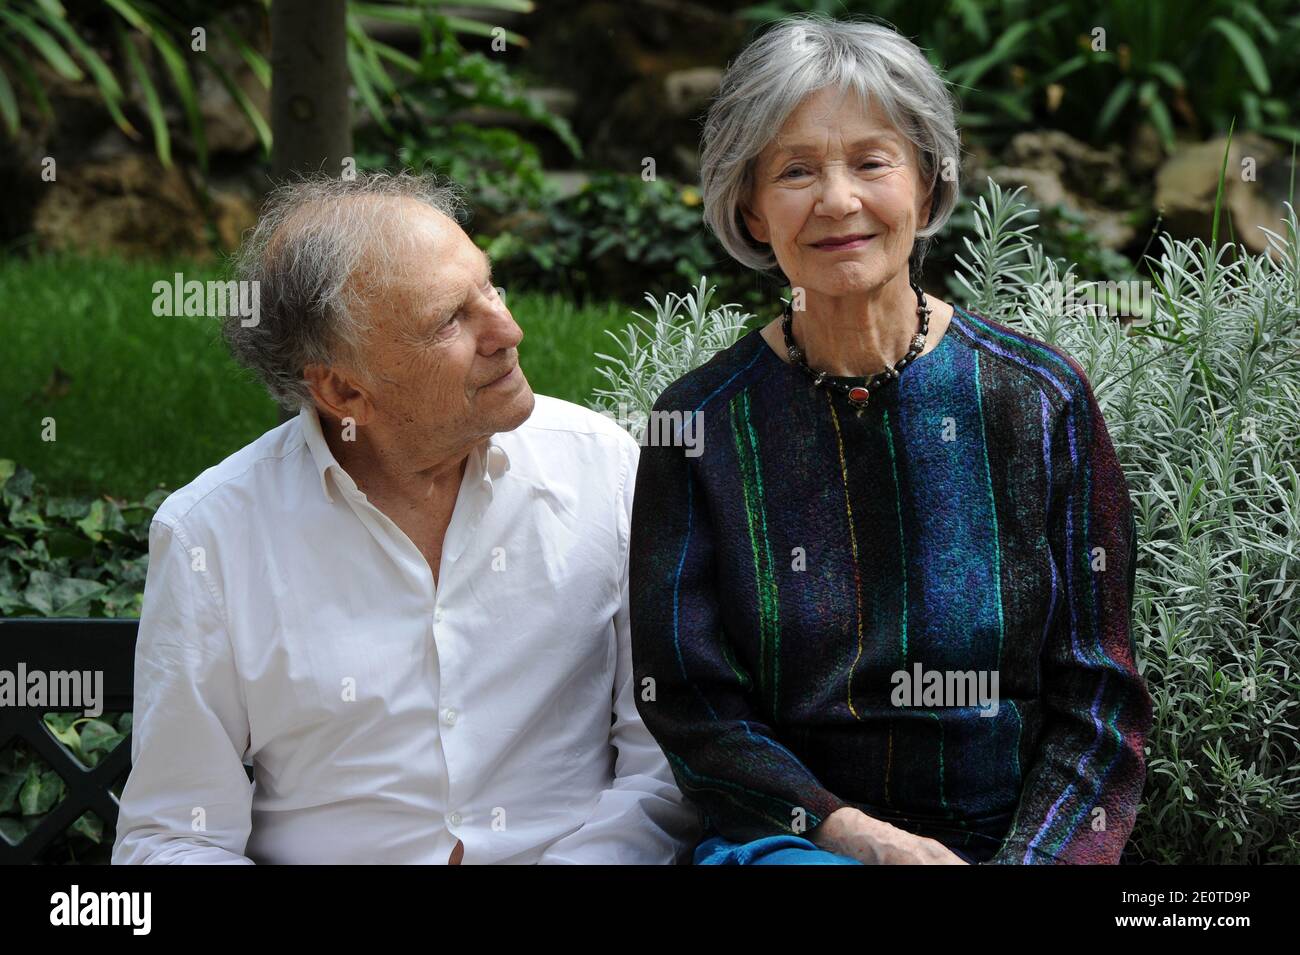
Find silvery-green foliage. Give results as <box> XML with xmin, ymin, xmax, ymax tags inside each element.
<box><xmin>952</xmin><ymin>178</ymin><xmax>1043</xmax><ymax>321</ymax></box>
<box><xmin>953</xmin><ymin>179</ymin><xmax>1300</xmax><ymax>863</ymax></box>
<box><xmin>590</xmin><ymin>276</ymin><xmax>751</xmax><ymax>441</ymax></box>
<box><xmin>595</xmin><ymin>179</ymin><xmax>1300</xmax><ymax>862</ymax></box>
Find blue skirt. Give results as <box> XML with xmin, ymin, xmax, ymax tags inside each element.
<box><xmin>694</xmin><ymin>833</ymin><xmax>980</xmax><ymax>865</ymax></box>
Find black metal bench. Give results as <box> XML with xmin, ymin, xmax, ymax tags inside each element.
<box><xmin>0</xmin><ymin>617</ymin><xmax>137</xmax><ymax>864</ymax></box>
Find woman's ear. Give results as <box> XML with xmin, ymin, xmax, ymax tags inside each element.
<box><xmin>740</xmin><ymin>201</ymin><xmax>770</xmax><ymax>244</ymax></box>
<box><xmin>918</xmin><ymin>186</ymin><xmax>934</xmax><ymax>232</ymax></box>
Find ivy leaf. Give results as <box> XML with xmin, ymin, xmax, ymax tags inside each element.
<box><xmin>76</xmin><ymin>499</ymin><xmax>109</xmax><ymax>541</ymax></box>
<box><xmin>8</xmin><ymin>497</ymin><xmax>45</xmax><ymax>530</ymax></box>
<box><xmin>0</xmin><ymin>817</ymin><xmax>35</xmax><ymax>843</ymax></box>
<box><xmin>18</xmin><ymin>766</ymin><xmax>64</xmax><ymax>815</ymax></box>
<box><xmin>1</xmin><ymin>465</ymin><xmax>33</xmax><ymax>503</ymax></box>
<box><xmin>22</xmin><ymin>571</ymin><xmax>107</xmax><ymax>616</ymax></box>
<box><xmin>70</xmin><ymin>811</ymin><xmax>104</xmax><ymax>844</ymax></box>
<box><xmin>0</xmin><ymin>770</ymin><xmax>24</xmax><ymax>814</ymax></box>
<box><xmin>43</xmin><ymin>714</ymin><xmax>83</xmax><ymax>760</ymax></box>
<box><xmin>79</xmin><ymin>720</ymin><xmax>123</xmax><ymax>764</ymax></box>
<box><xmin>42</xmin><ymin>529</ymin><xmax>94</xmax><ymax>560</ymax></box>
<box><xmin>44</xmin><ymin>497</ymin><xmax>93</xmax><ymax>521</ymax></box>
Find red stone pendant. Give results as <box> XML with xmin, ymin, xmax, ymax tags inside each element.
<box><xmin>848</xmin><ymin>386</ymin><xmax>870</xmax><ymax>406</ymax></box>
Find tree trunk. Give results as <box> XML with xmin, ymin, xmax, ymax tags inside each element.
<box><xmin>271</xmin><ymin>0</ymin><xmax>352</xmax><ymax>179</ymax></box>
<box><xmin>270</xmin><ymin>0</ymin><xmax>352</xmax><ymax>421</ymax></box>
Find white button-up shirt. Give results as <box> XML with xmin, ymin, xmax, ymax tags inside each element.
<box><xmin>112</xmin><ymin>395</ymin><xmax>700</xmax><ymax>864</ymax></box>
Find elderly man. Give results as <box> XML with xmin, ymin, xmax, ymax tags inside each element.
<box><xmin>112</xmin><ymin>172</ymin><xmax>700</xmax><ymax>864</ymax></box>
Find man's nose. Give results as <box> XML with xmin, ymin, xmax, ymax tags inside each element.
<box><xmin>481</xmin><ymin>293</ymin><xmax>523</xmax><ymax>352</ymax></box>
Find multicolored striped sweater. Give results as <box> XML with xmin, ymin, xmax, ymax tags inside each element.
<box><xmin>628</xmin><ymin>304</ymin><xmax>1153</xmax><ymax>864</ymax></box>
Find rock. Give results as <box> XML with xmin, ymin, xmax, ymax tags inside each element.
<box><xmin>1000</xmin><ymin>130</ymin><xmax>1130</xmax><ymax>205</ymax></box>
<box><xmin>195</xmin><ymin>58</ymin><xmax>269</xmax><ymax>157</ymax></box>
<box><xmin>194</xmin><ymin>6</ymin><xmax>271</xmax><ymax>157</ymax></box>
<box><xmin>12</xmin><ymin>22</ymin><xmax>270</xmax><ymax>255</ymax></box>
<box><xmin>33</xmin><ymin>153</ymin><xmax>260</xmax><ymax>258</ymax></box>
<box><xmin>664</xmin><ymin>67</ymin><xmax>721</xmax><ymax>117</ymax></box>
<box><xmin>982</xmin><ymin>130</ymin><xmax>1140</xmax><ymax>250</ymax></box>
<box><xmin>32</xmin><ymin>154</ymin><xmax>209</xmax><ymax>259</ymax></box>
<box><xmin>210</xmin><ymin>186</ymin><xmax>259</xmax><ymax>251</ymax></box>
<box><xmin>1155</xmin><ymin>133</ymin><xmax>1293</xmax><ymax>253</ymax></box>
<box><xmin>1126</xmin><ymin>121</ymin><xmax>1166</xmax><ymax>177</ymax></box>
<box><xmin>522</xmin><ymin>0</ymin><xmax>745</xmax><ymax>180</ymax></box>
<box><xmin>990</xmin><ymin>166</ymin><xmax>1069</xmax><ymax>208</ymax></box>
<box><xmin>541</xmin><ymin>170</ymin><xmax>590</xmax><ymax>200</ymax></box>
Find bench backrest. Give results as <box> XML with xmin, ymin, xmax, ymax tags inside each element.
<box><xmin>0</xmin><ymin>617</ymin><xmax>137</xmax><ymax>864</ymax></box>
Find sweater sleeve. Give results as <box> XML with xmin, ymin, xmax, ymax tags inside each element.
<box><xmin>987</xmin><ymin>359</ymin><xmax>1153</xmax><ymax>864</ymax></box>
<box><xmin>629</xmin><ymin>397</ymin><xmax>848</xmax><ymax>845</ymax></box>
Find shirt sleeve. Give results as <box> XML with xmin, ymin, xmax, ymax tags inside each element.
<box><xmin>111</xmin><ymin>518</ymin><xmax>255</xmax><ymax>864</ymax></box>
<box><xmin>987</xmin><ymin>359</ymin><xmax>1153</xmax><ymax>864</ymax></box>
<box><xmin>537</xmin><ymin>435</ymin><xmax>703</xmax><ymax>864</ymax></box>
<box><xmin>629</xmin><ymin>398</ymin><xmax>849</xmax><ymax>845</ymax></box>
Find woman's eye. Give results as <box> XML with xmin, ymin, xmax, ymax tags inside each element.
<box><xmin>779</xmin><ymin>162</ymin><xmax>883</xmax><ymax>179</ymax></box>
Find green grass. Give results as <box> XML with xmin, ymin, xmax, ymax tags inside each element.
<box><xmin>0</xmin><ymin>255</ymin><xmax>636</xmax><ymax>500</ymax></box>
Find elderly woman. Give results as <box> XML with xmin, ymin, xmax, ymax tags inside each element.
<box><xmin>629</xmin><ymin>16</ymin><xmax>1153</xmax><ymax>865</ymax></box>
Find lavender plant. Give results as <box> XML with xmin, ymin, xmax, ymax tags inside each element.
<box><xmin>590</xmin><ymin>275</ymin><xmax>751</xmax><ymax>442</ymax></box>
<box><xmin>954</xmin><ymin>177</ymin><xmax>1300</xmax><ymax>863</ymax></box>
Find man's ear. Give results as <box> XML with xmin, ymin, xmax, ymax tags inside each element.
<box><xmin>304</xmin><ymin>363</ymin><xmax>375</xmax><ymax>427</ymax></box>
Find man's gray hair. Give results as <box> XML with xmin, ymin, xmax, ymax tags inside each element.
<box><xmin>225</xmin><ymin>170</ymin><xmax>467</xmax><ymax>411</ymax></box>
<box><xmin>700</xmin><ymin>15</ymin><xmax>961</xmax><ymax>276</ymax></box>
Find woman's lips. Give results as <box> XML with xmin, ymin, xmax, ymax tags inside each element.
<box><xmin>811</xmin><ymin>234</ymin><xmax>876</xmax><ymax>250</ymax></box>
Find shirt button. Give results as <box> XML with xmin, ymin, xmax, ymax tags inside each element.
<box><xmin>447</xmin><ymin>811</ymin><xmax>462</xmax><ymax>827</ymax></box>
<box><xmin>442</xmin><ymin>708</ymin><xmax>458</xmax><ymax>726</ymax></box>
<box><xmin>434</xmin><ymin>608</ymin><xmax>444</xmax><ymax>623</ymax></box>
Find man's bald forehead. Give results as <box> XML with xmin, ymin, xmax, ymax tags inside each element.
<box><xmin>269</xmin><ymin>193</ymin><xmax>456</xmax><ymax>255</ymax></box>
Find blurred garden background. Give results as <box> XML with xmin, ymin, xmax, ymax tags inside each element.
<box><xmin>1</xmin><ymin>0</ymin><xmax>1298</xmax><ymax>864</ymax></box>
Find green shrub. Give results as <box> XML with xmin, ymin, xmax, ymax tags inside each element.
<box><xmin>0</xmin><ymin>462</ymin><xmax>150</xmax><ymax>862</ymax></box>
<box><xmin>955</xmin><ymin>179</ymin><xmax>1300</xmax><ymax>863</ymax></box>
<box><xmin>480</xmin><ymin>172</ymin><xmax>737</xmax><ymax>306</ymax></box>
<box><xmin>354</xmin><ymin>11</ymin><xmax>580</xmax><ymax>215</ymax></box>
<box><xmin>737</xmin><ymin>1</ymin><xmax>1300</xmax><ymax>150</ymax></box>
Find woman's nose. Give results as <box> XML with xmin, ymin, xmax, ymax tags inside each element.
<box><xmin>816</xmin><ymin>165</ymin><xmax>862</xmax><ymax>218</ymax></box>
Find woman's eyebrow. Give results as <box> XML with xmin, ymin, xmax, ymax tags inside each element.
<box><xmin>774</xmin><ymin>133</ymin><xmax>903</xmax><ymax>156</ymax></box>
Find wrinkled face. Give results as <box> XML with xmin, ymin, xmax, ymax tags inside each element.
<box><xmin>742</xmin><ymin>86</ymin><xmax>933</xmax><ymax>299</ymax></box>
<box><xmin>349</xmin><ymin>201</ymin><xmax>535</xmax><ymax>456</ymax></box>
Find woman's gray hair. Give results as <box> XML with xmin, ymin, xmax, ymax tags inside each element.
<box><xmin>225</xmin><ymin>170</ymin><xmax>467</xmax><ymax>411</ymax></box>
<box><xmin>701</xmin><ymin>14</ymin><xmax>961</xmax><ymax>276</ymax></box>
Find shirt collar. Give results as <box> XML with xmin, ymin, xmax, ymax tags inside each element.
<box><xmin>297</xmin><ymin>403</ymin><xmax>511</xmax><ymax>505</ymax></box>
